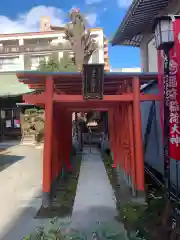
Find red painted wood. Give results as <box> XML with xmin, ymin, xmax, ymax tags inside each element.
<box><xmin>65</xmin><ymin>112</ymin><xmax>73</xmax><ymax>172</ymax></box>
<box><xmin>23</xmin><ymin>92</ymin><xmax>160</xmax><ymax>106</ymax></box>
<box><xmin>57</xmin><ymin>106</ymin><xmax>65</xmax><ymax>173</ymax></box>
<box><xmin>108</xmin><ymin>108</ymin><xmax>117</xmax><ymax>168</ymax></box>
<box><xmin>19</xmin><ymin>72</ymin><xmax>158</xmax><ymax>199</ymax></box>
<box><xmin>57</xmin><ymin>106</ymin><xmax>64</xmax><ymax>174</ymax></box>
<box><xmin>127</xmin><ymin>103</ymin><xmax>136</xmax><ymax>190</ymax></box>
<box><xmin>123</xmin><ymin>104</ymin><xmax>129</xmax><ymax>175</ymax></box>
<box><xmin>53</xmin><ymin>106</ymin><xmax>61</xmax><ymax>178</ymax></box>
<box><xmin>42</xmin><ymin>76</ymin><xmax>54</xmax><ymax>194</ymax></box>
<box><xmin>126</xmin><ymin>104</ymin><xmax>131</xmax><ymax>176</ymax></box>
<box><xmin>54</xmin><ymin>94</ymin><xmax>134</xmax><ymax>102</ymax></box>
<box><xmin>113</xmin><ymin>105</ymin><xmax>120</xmax><ymax>168</ymax></box>
<box><xmin>107</xmin><ymin>109</ymin><xmax>113</xmax><ymax>159</ymax></box>
<box><xmin>112</xmin><ymin>107</ymin><xmax>117</xmax><ymax>168</ymax></box>
<box><xmin>114</xmin><ymin>105</ymin><xmax>119</xmax><ymax>167</ymax></box>
<box><xmin>60</xmin><ymin>111</ymin><xmax>72</xmax><ymax>173</ymax></box>
<box><xmin>132</xmin><ymin>77</ymin><xmax>144</xmax><ymax>192</ymax></box>
<box><xmin>121</xmin><ymin>105</ymin><xmax>125</xmax><ymax>174</ymax></box>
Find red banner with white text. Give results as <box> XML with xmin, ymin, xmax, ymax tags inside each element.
<box><xmin>168</xmin><ymin>19</ymin><xmax>180</xmax><ymax>160</ymax></box>
<box><xmin>157</xmin><ymin>18</ymin><xmax>180</xmax><ymax>160</ymax></box>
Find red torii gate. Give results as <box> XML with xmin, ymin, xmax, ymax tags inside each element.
<box><xmin>16</xmin><ymin>71</ymin><xmax>160</xmax><ymax>207</ymax></box>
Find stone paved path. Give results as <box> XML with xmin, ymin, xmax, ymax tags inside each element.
<box><xmin>0</xmin><ymin>144</ymin><xmax>43</xmax><ymax>240</ymax></box>
<box><xmin>71</xmin><ymin>147</ymin><xmax>128</xmax><ymax>237</ymax></box>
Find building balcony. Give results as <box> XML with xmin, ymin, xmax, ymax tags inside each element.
<box><xmin>0</xmin><ymin>63</ymin><xmax>23</xmax><ymax>71</ymax></box>
<box><xmin>0</xmin><ymin>43</ymin><xmax>71</xmax><ymax>55</ymax></box>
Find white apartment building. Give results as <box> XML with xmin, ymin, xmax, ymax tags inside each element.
<box><xmin>0</xmin><ymin>16</ymin><xmax>110</xmax><ymax>72</ymax></box>
<box><xmin>110</xmin><ymin>67</ymin><xmax>141</xmax><ymax>72</ymax></box>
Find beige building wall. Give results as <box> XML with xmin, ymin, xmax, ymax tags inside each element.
<box><xmin>104</xmin><ymin>39</ymin><xmax>110</xmax><ymax>72</ymax></box>
<box><xmin>110</xmin><ymin>67</ymin><xmax>141</xmax><ymax>72</ymax></box>
<box><xmin>0</xmin><ymin>16</ymin><xmax>106</xmax><ymax>72</ymax></box>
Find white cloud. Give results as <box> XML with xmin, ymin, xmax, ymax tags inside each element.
<box><xmin>0</xmin><ymin>6</ymin><xmax>97</xmax><ymax>34</ymax></box>
<box><xmin>85</xmin><ymin>13</ymin><xmax>97</xmax><ymax>26</ymax></box>
<box><xmin>118</xmin><ymin>0</ymin><xmax>133</xmax><ymax>8</ymax></box>
<box><xmin>85</xmin><ymin>0</ymin><xmax>104</xmax><ymax>4</ymax></box>
<box><xmin>0</xmin><ymin>5</ymin><xmax>65</xmax><ymax>34</ymax></box>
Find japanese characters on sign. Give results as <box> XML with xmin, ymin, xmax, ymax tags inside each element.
<box><xmin>169</xmin><ymin>56</ymin><xmax>180</xmax><ymax>159</ymax></box>
<box><xmin>163</xmin><ymin>50</ymin><xmax>171</xmax><ymax>170</ymax></box>
<box><xmin>83</xmin><ymin>64</ymin><xmax>104</xmax><ymax>100</ymax></box>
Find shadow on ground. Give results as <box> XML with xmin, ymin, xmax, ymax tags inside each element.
<box><xmin>0</xmin><ymin>188</ymin><xmax>43</xmax><ymax>240</ymax></box>
<box><xmin>0</xmin><ymin>153</ymin><xmax>24</xmax><ymax>172</ymax></box>
<box><xmin>36</xmin><ymin>155</ymin><xmax>81</xmax><ymax>219</ymax></box>
<box><xmin>71</xmin><ymin>206</ymin><xmax>119</xmax><ymax>230</ymax></box>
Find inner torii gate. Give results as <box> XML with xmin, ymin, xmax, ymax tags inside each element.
<box><xmin>16</xmin><ymin>71</ymin><xmax>160</xmax><ymax>207</ymax></box>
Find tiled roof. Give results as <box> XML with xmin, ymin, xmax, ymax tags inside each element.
<box><xmin>0</xmin><ymin>72</ymin><xmax>33</xmax><ymax>97</ymax></box>
<box><xmin>111</xmin><ymin>0</ymin><xmax>171</xmax><ymax>47</ymax></box>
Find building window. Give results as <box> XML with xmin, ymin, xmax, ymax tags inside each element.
<box><xmin>31</xmin><ymin>55</ymin><xmax>46</xmax><ymax>65</ymax></box>
<box><xmin>0</xmin><ymin>57</ymin><xmax>18</xmax><ymax>65</ymax></box>
<box><xmin>91</xmin><ymin>50</ymin><xmax>99</xmax><ymax>63</ymax></box>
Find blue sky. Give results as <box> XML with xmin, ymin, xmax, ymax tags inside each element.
<box><xmin>0</xmin><ymin>0</ymin><xmax>140</xmax><ymax>68</ymax></box>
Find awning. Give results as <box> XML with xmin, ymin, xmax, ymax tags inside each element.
<box><xmin>0</xmin><ymin>72</ymin><xmax>33</xmax><ymax>97</ymax></box>
<box><xmin>111</xmin><ymin>0</ymin><xmax>170</xmax><ymax>47</ymax></box>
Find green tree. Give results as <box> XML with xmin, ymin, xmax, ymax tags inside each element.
<box><xmin>38</xmin><ymin>52</ymin><xmax>76</xmax><ymax>72</ymax></box>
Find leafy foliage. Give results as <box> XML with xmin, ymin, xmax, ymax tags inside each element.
<box><xmin>102</xmin><ymin>152</ymin><xmax>168</xmax><ymax>240</ymax></box>
<box><xmin>24</xmin><ymin>219</ymin><xmax>130</xmax><ymax>240</ymax></box>
<box><xmin>38</xmin><ymin>53</ymin><xmax>76</xmax><ymax>72</ymax></box>
<box><xmin>21</xmin><ymin>108</ymin><xmax>45</xmax><ymax>143</ymax></box>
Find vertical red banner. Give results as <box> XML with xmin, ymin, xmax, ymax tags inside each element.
<box><xmin>169</xmin><ymin>19</ymin><xmax>180</xmax><ymax>160</ymax></box>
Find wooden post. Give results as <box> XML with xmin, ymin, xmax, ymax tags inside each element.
<box><xmin>60</xmin><ymin>110</ymin><xmax>66</xmax><ymax>173</ymax></box>
<box><xmin>123</xmin><ymin>105</ymin><xmax>128</xmax><ymax>175</ymax></box>
<box><xmin>124</xmin><ymin>103</ymin><xmax>131</xmax><ymax>184</ymax></box>
<box><xmin>42</xmin><ymin>76</ymin><xmax>54</xmax><ymax>208</ymax></box>
<box><xmin>121</xmin><ymin>105</ymin><xmax>125</xmax><ymax>176</ymax></box>
<box><xmin>66</xmin><ymin>112</ymin><xmax>73</xmax><ymax>171</ymax></box>
<box><xmin>108</xmin><ymin>108</ymin><xmax>115</xmax><ymax>166</ymax></box>
<box><xmin>108</xmin><ymin>108</ymin><xmax>117</xmax><ymax>168</ymax></box>
<box><xmin>127</xmin><ymin>103</ymin><xmax>136</xmax><ymax>196</ymax></box>
<box><xmin>112</xmin><ymin>107</ymin><xmax>118</xmax><ymax>168</ymax></box>
<box><xmin>113</xmin><ymin>105</ymin><xmax>121</xmax><ymax>167</ymax></box>
<box><xmin>132</xmin><ymin>77</ymin><xmax>145</xmax><ymax>197</ymax></box>
<box><xmin>75</xmin><ymin>112</ymin><xmax>79</xmax><ymax>142</ymax></box>
<box><xmin>63</xmin><ymin>112</ymin><xmax>72</xmax><ymax>172</ymax></box>
<box><xmin>54</xmin><ymin>104</ymin><xmax>61</xmax><ymax>178</ymax></box>
<box><xmin>57</xmin><ymin>106</ymin><xmax>65</xmax><ymax>176</ymax></box>
<box><xmin>118</xmin><ymin>105</ymin><xmax>123</xmax><ymax>170</ymax></box>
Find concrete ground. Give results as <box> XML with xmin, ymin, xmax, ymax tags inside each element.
<box><xmin>0</xmin><ymin>144</ymin><xmax>127</xmax><ymax>239</ymax></box>
<box><xmin>0</xmin><ymin>144</ymin><xmax>43</xmax><ymax>240</ymax></box>
<box><xmin>71</xmin><ymin>147</ymin><xmax>128</xmax><ymax>236</ymax></box>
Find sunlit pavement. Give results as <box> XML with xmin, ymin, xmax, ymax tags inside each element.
<box><xmin>0</xmin><ymin>145</ymin><xmax>43</xmax><ymax>240</ymax></box>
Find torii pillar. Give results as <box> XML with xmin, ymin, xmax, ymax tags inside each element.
<box><xmin>42</xmin><ymin>76</ymin><xmax>54</xmax><ymax>208</ymax></box>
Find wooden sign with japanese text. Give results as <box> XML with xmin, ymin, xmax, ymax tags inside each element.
<box><xmin>82</xmin><ymin>64</ymin><xmax>104</xmax><ymax>100</ymax></box>
<box><xmin>157</xmin><ymin>17</ymin><xmax>180</xmax><ymax>161</ymax></box>
<box><xmin>169</xmin><ymin>19</ymin><xmax>180</xmax><ymax>160</ymax></box>
<box><xmin>168</xmin><ymin>54</ymin><xmax>180</xmax><ymax>159</ymax></box>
